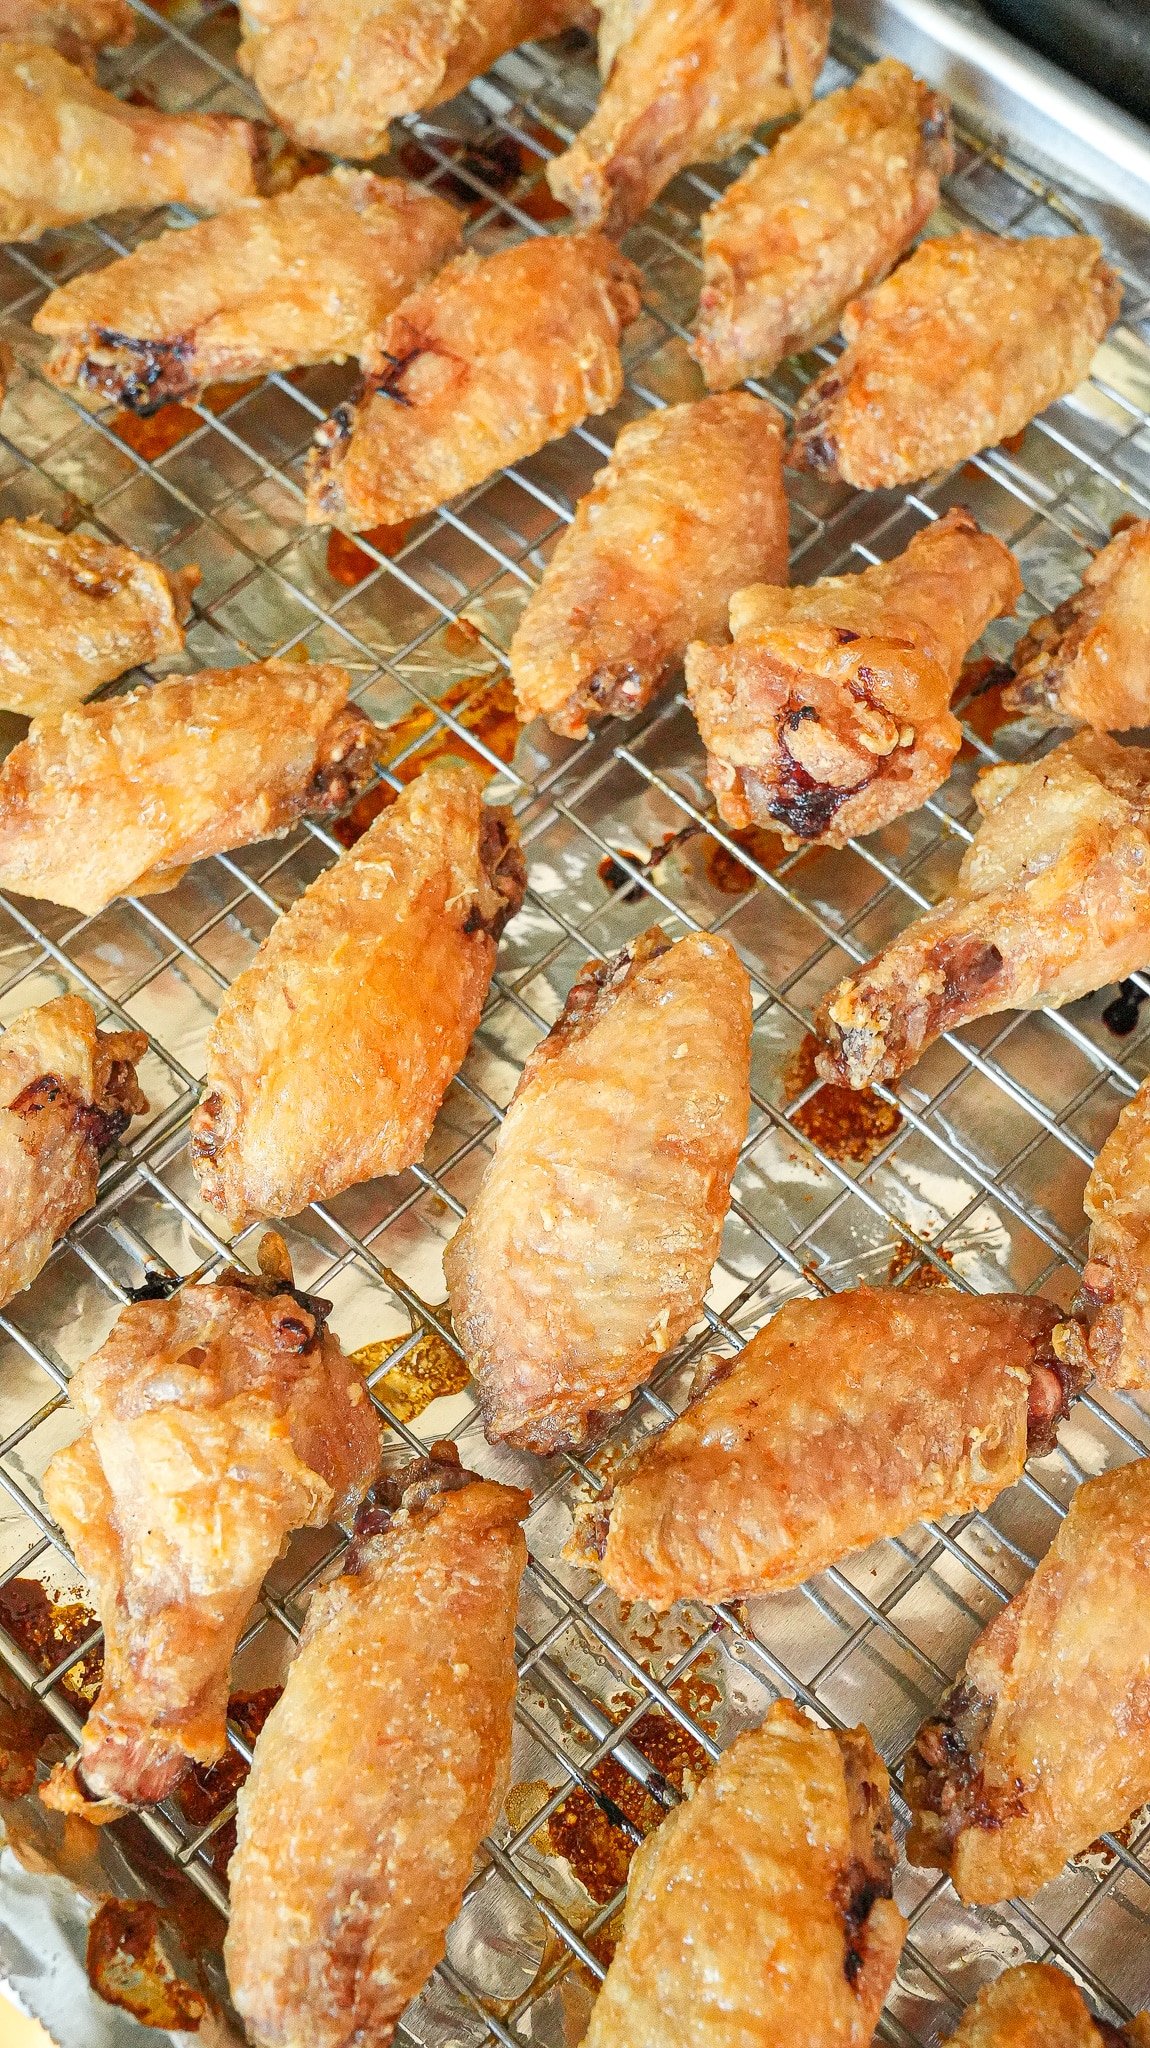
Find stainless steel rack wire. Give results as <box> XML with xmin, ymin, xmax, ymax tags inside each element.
<box><xmin>3</xmin><ymin>4</ymin><xmax>1150</xmax><ymax>2041</ymax></box>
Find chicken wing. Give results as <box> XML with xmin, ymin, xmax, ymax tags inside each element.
<box><xmin>191</xmin><ymin>760</ymin><xmax>526</xmax><ymax>1228</ymax></box>
<box><xmin>905</xmin><ymin>1455</ymin><xmax>1150</xmax><ymax>1901</ymax></box>
<box><xmin>790</xmin><ymin>232</ymin><xmax>1121</xmax><ymax>491</ymax></box>
<box><xmin>941</xmin><ymin>1965</ymin><xmax>1150</xmax><ymax>2048</ymax></box>
<box><xmin>0</xmin><ymin>661</ymin><xmax>382</xmax><ymax>916</ymax></box>
<box><xmin>305</xmin><ymin>234</ymin><xmax>642</xmax><ymax>532</ymax></box>
<box><xmin>0</xmin><ymin>994</ymin><xmax>146</xmax><ymax>1312</ymax></box>
<box><xmin>580</xmin><ymin>1698</ymin><xmax>904</xmax><ymax>2048</ymax></box>
<box><xmin>0</xmin><ymin>516</ymin><xmax>198</xmax><ymax>719</ymax></box>
<box><xmin>41</xmin><ymin>1238</ymin><xmax>382</xmax><ymax>1813</ymax></box>
<box><xmin>1</xmin><ymin>43</ymin><xmax>267</xmax><ymax>241</ymax></box>
<box><xmin>510</xmin><ymin>393</ymin><xmax>788</xmax><ymax>740</ymax></box>
<box><xmin>546</xmin><ymin>0</ymin><xmax>831</xmax><ymax>236</ymax></box>
<box><xmin>685</xmin><ymin>508</ymin><xmax>1021</xmax><ymax>848</ymax></box>
<box><xmin>0</xmin><ymin>0</ymin><xmax>133</xmax><ymax>69</ymax></box>
<box><xmin>1002</xmin><ymin>518</ymin><xmax>1150</xmax><ymax>732</ymax></box>
<box><xmin>569</xmin><ymin>1287</ymin><xmax>1074</xmax><ymax>1609</ymax></box>
<box><xmin>224</xmin><ymin>1446</ymin><xmax>528</xmax><ymax>2048</ymax></box>
<box><xmin>693</xmin><ymin>60</ymin><xmax>953</xmax><ymax>392</ymax></box>
<box><xmin>444</xmin><ymin>927</ymin><xmax>752</xmax><ymax>1455</ymax></box>
<box><xmin>1054</xmin><ymin>1075</ymin><xmax>1150</xmax><ymax>1393</ymax></box>
<box><xmin>815</xmin><ymin>732</ymin><xmax>1150</xmax><ymax>1090</ymax></box>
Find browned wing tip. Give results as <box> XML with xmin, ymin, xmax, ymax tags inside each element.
<box><xmin>1024</xmin><ymin>1303</ymin><xmax>1087</xmax><ymax>1455</ymax></box>
<box><xmin>565</xmin><ymin>1494</ymin><xmax>611</xmax><ymax>1569</ymax></box>
<box><xmin>835</xmin><ymin>1724</ymin><xmax>898</xmax><ymax>1984</ymax></box>
<box><xmin>472</xmin><ymin>806</ymin><xmax>527</xmax><ymax>940</ymax></box>
<box><xmin>304</xmin><ymin>403</ymin><xmax>356</xmax><ymax>527</ymax></box>
<box><xmin>788</xmin><ymin>366</ymin><xmax>846</xmax><ymax>476</ymax></box>
<box><xmin>904</xmin><ymin>1678</ymin><xmax>1000</xmax><ymax>1875</ymax></box>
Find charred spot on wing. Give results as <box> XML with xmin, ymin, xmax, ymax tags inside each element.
<box><xmin>82</xmin><ymin>330</ymin><xmax>195</xmax><ymax>414</ymax></box>
<box><xmin>765</xmin><ymin>730</ymin><xmax>866</xmax><ymax>841</ymax></box>
<box><xmin>351</xmin><ymin>1441</ymin><xmax>475</xmax><ymax>1553</ymax></box>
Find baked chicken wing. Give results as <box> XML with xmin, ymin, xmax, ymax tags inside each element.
<box><xmin>1054</xmin><ymin>1075</ymin><xmax>1150</xmax><ymax>1393</ymax></box>
<box><xmin>0</xmin><ymin>660</ymin><xmax>381</xmax><ymax>916</ymax></box>
<box><xmin>815</xmin><ymin>732</ymin><xmax>1150</xmax><ymax>1090</ymax></box>
<box><xmin>905</xmin><ymin>1455</ymin><xmax>1150</xmax><ymax>1902</ymax></box>
<box><xmin>1003</xmin><ymin>518</ymin><xmax>1150</xmax><ymax>732</ymax></box>
<box><xmin>225</xmin><ymin>1446</ymin><xmax>528</xmax><ymax>2048</ymax></box>
<box><xmin>191</xmin><ymin>760</ymin><xmax>526</xmax><ymax>1228</ymax></box>
<box><xmin>580</xmin><ymin>1698</ymin><xmax>905</xmax><ymax>2048</ymax></box>
<box><xmin>941</xmin><ymin>1965</ymin><xmax>1150</xmax><ymax>2048</ymax></box>
<box><xmin>0</xmin><ymin>0</ymin><xmax>134</xmax><ymax>68</ymax></box>
<box><xmin>685</xmin><ymin>507</ymin><xmax>1021</xmax><ymax>848</ymax></box>
<box><xmin>510</xmin><ymin>393</ymin><xmax>788</xmax><ymax>740</ymax></box>
<box><xmin>41</xmin><ymin>1240</ymin><xmax>382</xmax><ymax>1813</ymax></box>
<box><xmin>305</xmin><ymin>234</ymin><xmax>641</xmax><ymax>532</ymax></box>
<box><xmin>1</xmin><ymin>42</ymin><xmax>266</xmax><ymax>241</ymax></box>
<box><xmin>0</xmin><ymin>993</ymin><xmax>146</xmax><ymax>1312</ymax></box>
<box><xmin>693</xmin><ymin>59</ymin><xmax>953</xmax><ymax>391</ymax></box>
<box><xmin>444</xmin><ymin>927</ymin><xmax>752</xmax><ymax>1455</ymax></box>
<box><xmin>569</xmin><ymin>1287</ymin><xmax>1074</xmax><ymax>1610</ymax></box>
<box><xmin>547</xmin><ymin>0</ymin><xmax>831</xmax><ymax>236</ymax></box>
<box><xmin>790</xmin><ymin>231</ymin><xmax>1121</xmax><ymax>491</ymax></box>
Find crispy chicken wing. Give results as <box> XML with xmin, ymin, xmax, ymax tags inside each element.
<box><xmin>693</xmin><ymin>60</ymin><xmax>953</xmax><ymax>391</ymax></box>
<box><xmin>1003</xmin><ymin>518</ymin><xmax>1150</xmax><ymax>732</ymax></box>
<box><xmin>815</xmin><ymin>732</ymin><xmax>1150</xmax><ymax>1090</ymax></box>
<box><xmin>580</xmin><ymin>1698</ymin><xmax>904</xmax><ymax>2048</ymax></box>
<box><xmin>445</xmin><ymin>927</ymin><xmax>752</xmax><ymax>1455</ymax></box>
<box><xmin>0</xmin><ymin>661</ymin><xmax>381</xmax><ymax>916</ymax></box>
<box><xmin>686</xmin><ymin>508</ymin><xmax>1021</xmax><ymax>848</ymax></box>
<box><xmin>191</xmin><ymin>760</ymin><xmax>526</xmax><ymax>1228</ymax></box>
<box><xmin>941</xmin><ymin>1965</ymin><xmax>1150</xmax><ymax>2048</ymax></box>
<box><xmin>547</xmin><ymin>0</ymin><xmax>831</xmax><ymax>236</ymax></box>
<box><xmin>225</xmin><ymin>1446</ymin><xmax>528</xmax><ymax>2048</ymax></box>
<box><xmin>569</xmin><ymin>1287</ymin><xmax>1074</xmax><ymax>1609</ymax></box>
<box><xmin>510</xmin><ymin>393</ymin><xmax>788</xmax><ymax>739</ymax></box>
<box><xmin>1054</xmin><ymin>1075</ymin><xmax>1150</xmax><ymax>1393</ymax></box>
<box><xmin>305</xmin><ymin>234</ymin><xmax>641</xmax><ymax>532</ymax></box>
<box><xmin>0</xmin><ymin>0</ymin><xmax>133</xmax><ymax>68</ymax></box>
<box><xmin>790</xmin><ymin>231</ymin><xmax>1121</xmax><ymax>491</ymax></box>
<box><xmin>41</xmin><ymin>1241</ymin><xmax>382</xmax><ymax>1813</ymax></box>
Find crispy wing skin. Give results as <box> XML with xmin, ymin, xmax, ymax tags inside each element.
<box><xmin>1055</xmin><ymin>1075</ymin><xmax>1150</xmax><ymax>1393</ymax></box>
<box><xmin>790</xmin><ymin>232</ymin><xmax>1121</xmax><ymax>490</ymax></box>
<box><xmin>0</xmin><ymin>42</ymin><xmax>266</xmax><ymax>241</ymax></box>
<box><xmin>510</xmin><ymin>394</ymin><xmax>788</xmax><ymax>740</ymax></box>
<box><xmin>815</xmin><ymin>732</ymin><xmax>1150</xmax><ymax>1089</ymax></box>
<box><xmin>0</xmin><ymin>0</ymin><xmax>133</xmax><ymax>68</ymax></box>
<box><xmin>34</xmin><ymin>170</ymin><xmax>463</xmax><ymax>412</ymax></box>
<box><xmin>580</xmin><ymin>1699</ymin><xmax>905</xmax><ymax>2048</ymax></box>
<box><xmin>547</xmin><ymin>0</ymin><xmax>831</xmax><ymax>235</ymax></box>
<box><xmin>693</xmin><ymin>60</ymin><xmax>953</xmax><ymax>391</ymax></box>
<box><xmin>41</xmin><ymin>1246</ymin><xmax>382</xmax><ymax>1813</ymax></box>
<box><xmin>941</xmin><ymin>1965</ymin><xmax>1150</xmax><ymax>2048</ymax></box>
<box><xmin>1003</xmin><ymin>518</ymin><xmax>1150</xmax><ymax>731</ymax></box>
<box><xmin>686</xmin><ymin>508</ymin><xmax>1021</xmax><ymax>848</ymax></box>
<box><xmin>569</xmin><ymin>1287</ymin><xmax>1073</xmax><ymax>1610</ymax></box>
<box><xmin>191</xmin><ymin>760</ymin><xmax>526</xmax><ymax>1228</ymax></box>
<box><xmin>224</xmin><ymin>1447</ymin><xmax>529</xmax><ymax>2048</ymax></box>
<box><xmin>906</xmin><ymin>1457</ymin><xmax>1150</xmax><ymax>1902</ymax></box>
<box><xmin>445</xmin><ymin>927</ymin><xmax>752</xmax><ymax>1455</ymax></box>
<box><xmin>0</xmin><ymin>661</ymin><xmax>381</xmax><ymax>916</ymax></box>
<box><xmin>305</xmin><ymin>235</ymin><xmax>641</xmax><ymax>532</ymax></box>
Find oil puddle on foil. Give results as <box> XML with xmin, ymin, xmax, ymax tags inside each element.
<box><xmin>87</xmin><ymin>1896</ymin><xmax>206</xmax><ymax>2031</ymax></box>
<box><xmin>325</xmin><ymin>520</ymin><xmax>416</xmax><ymax>586</ymax></box>
<box><xmin>0</xmin><ymin>1578</ymin><xmax>102</xmax><ymax>1708</ymax></box>
<box><xmin>180</xmin><ymin>1687</ymin><xmax>282</xmax><ymax>1878</ymax></box>
<box><xmin>784</xmin><ymin>1031</ymin><xmax>903</xmax><ymax>1167</ymax></box>
<box><xmin>352</xmin><ymin>1322</ymin><xmax>470</xmax><ymax>1422</ymax></box>
<box><xmin>110</xmin><ymin>378</ymin><xmax>262</xmax><ymax>460</ymax></box>
<box><xmin>702</xmin><ymin>823</ymin><xmax>788</xmax><ymax>893</ymax></box>
<box><xmin>397</xmin><ymin>123</ymin><xmax>569</xmax><ymax>223</ymax></box>
<box><xmin>335</xmin><ymin>669</ymin><xmax>518</xmax><ymax>847</ymax></box>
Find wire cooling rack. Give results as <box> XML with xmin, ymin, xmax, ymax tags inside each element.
<box><xmin>3</xmin><ymin>5</ymin><xmax>1150</xmax><ymax>2042</ymax></box>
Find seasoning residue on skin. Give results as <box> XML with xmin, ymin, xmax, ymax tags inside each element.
<box><xmin>334</xmin><ymin>671</ymin><xmax>519</xmax><ymax>847</ymax></box>
<box><xmin>352</xmin><ymin>1325</ymin><xmax>470</xmax><ymax>1421</ymax></box>
<box><xmin>86</xmin><ymin>1897</ymin><xmax>206</xmax><ymax>2031</ymax></box>
<box><xmin>784</xmin><ymin>1031</ymin><xmax>903</xmax><ymax>1165</ymax></box>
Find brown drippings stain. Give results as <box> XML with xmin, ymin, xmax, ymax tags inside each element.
<box><xmin>784</xmin><ymin>1032</ymin><xmax>902</xmax><ymax>1166</ymax></box>
<box><xmin>0</xmin><ymin>1677</ymin><xmax>55</xmax><ymax>1798</ymax></box>
<box><xmin>86</xmin><ymin>1897</ymin><xmax>205</xmax><ymax>2031</ymax></box>
<box><xmin>180</xmin><ymin>1687</ymin><xmax>281</xmax><ymax>1878</ymax></box>
<box><xmin>325</xmin><ymin>520</ymin><xmax>416</xmax><ymax>586</ymax></box>
<box><xmin>0</xmin><ymin>1578</ymin><xmax>102</xmax><ymax>1710</ymax></box>
<box><xmin>703</xmin><ymin>823</ymin><xmax>787</xmax><ymax>892</ymax></box>
<box><xmin>885</xmin><ymin>1238</ymin><xmax>954</xmax><ymax>1290</ymax></box>
<box><xmin>110</xmin><ymin>378</ymin><xmax>262</xmax><ymax>459</ymax></box>
<box><xmin>598</xmin><ymin>826</ymin><xmax>697</xmax><ymax>902</ymax></box>
<box><xmin>956</xmin><ymin>656</ymin><xmax>1015</xmax><ymax>749</ymax></box>
<box><xmin>352</xmin><ymin>1324</ymin><xmax>470</xmax><ymax>1421</ymax></box>
<box><xmin>333</xmin><ymin>671</ymin><xmax>518</xmax><ymax>846</ymax></box>
<box><xmin>397</xmin><ymin>124</ymin><xmax>566</xmax><ymax>220</ymax></box>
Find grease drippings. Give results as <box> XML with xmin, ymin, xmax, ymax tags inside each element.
<box><xmin>703</xmin><ymin>823</ymin><xmax>787</xmax><ymax>893</ymax></box>
<box><xmin>885</xmin><ymin>1238</ymin><xmax>954</xmax><ymax>1290</ymax></box>
<box><xmin>181</xmin><ymin>1687</ymin><xmax>282</xmax><ymax>1877</ymax></box>
<box><xmin>325</xmin><ymin>520</ymin><xmax>416</xmax><ymax>586</ymax></box>
<box><xmin>86</xmin><ymin>1897</ymin><xmax>205</xmax><ymax>2031</ymax></box>
<box><xmin>784</xmin><ymin>1032</ymin><xmax>902</xmax><ymax>1166</ymax></box>
<box><xmin>334</xmin><ymin>669</ymin><xmax>518</xmax><ymax>846</ymax></box>
<box><xmin>0</xmin><ymin>1578</ymin><xmax>101</xmax><ymax>1707</ymax></box>
<box><xmin>110</xmin><ymin>378</ymin><xmax>262</xmax><ymax>458</ymax></box>
<box><xmin>955</xmin><ymin>656</ymin><xmax>1015</xmax><ymax>749</ymax></box>
<box><xmin>352</xmin><ymin>1325</ymin><xmax>470</xmax><ymax>1421</ymax></box>
<box><xmin>397</xmin><ymin>122</ymin><xmax>567</xmax><ymax>222</ymax></box>
<box><xmin>1102</xmin><ymin>979</ymin><xmax>1147</xmax><ymax>1037</ymax></box>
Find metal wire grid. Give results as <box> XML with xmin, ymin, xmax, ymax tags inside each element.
<box><xmin>1</xmin><ymin>5</ymin><xmax>1150</xmax><ymax>2041</ymax></box>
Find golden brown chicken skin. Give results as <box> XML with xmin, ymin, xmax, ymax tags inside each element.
<box><xmin>1054</xmin><ymin>1075</ymin><xmax>1150</xmax><ymax>1394</ymax></box>
<box><xmin>225</xmin><ymin>1446</ymin><xmax>528</xmax><ymax>2048</ymax></box>
<box><xmin>41</xmin><ymin>1241</ymin><xmax>382</xmax><ymax>1815</ymax></box>
<box><xmin>445</xmin><ymin>927</ymin><xmax>752</xmax><ymax>1455</ymax></box>
<box><xmin>305</xmin><ymin>234</ymin><xmax>641</xmax><ymax>532</ymax></box>
<box><xmin>815</xmin><ymin>732</ymin><xmax>1150</xmax><ymax>1090</ymax></box>
<box><xmin>569</xmin><ymin>1287</ymin><xmax>1075</xmax><ymax>1610</ymax></box>
<box><xmin>941</xmin><ymin>1965</ymin><xmax>1150</xmax><ymax>2048</ymax></box>
<box><xmin>580</xmin><ymin>1698</ymin><xmax>905</xmax><ymax>2048</ymax></box>
<box><xmin>693</xmin><ymin>60</ymin><xmax>953</xmax><ymax>392</ymax></box>
<box><xmin>1003</xmin><ymin>518</ymin><xmax>1150</xmax><ymax>732</ymax></box>
<box><xmin>0</xmin><ymin>0</ymin><xmax>133</xmax><ymax>68</ymax></box>
<box><xmin>547</xmin><ymin>0</ymin><xmax>831</xmax><ymax>236</ymax></box>
<box><xmin>191</xmin><ymin>760</ymin><xmax>526</xmax><ymax>1229</ymax></box>
<box><xmin>510</xmin><ymin>393</ymin><xmax>788</xmax><ymax>739</ymax></box>
<box><xmin>0</xmin><ymin>661</ymin><xmax>381</xmax><ymax>917</ymax></box>
<box><xmin>686</xmin><ymin>508</ymin><xmax>1021</xmax><ymax>848</ymax></box>
<box><xmin>790</xmin><ymin>231</ymin><xmax>1121</xmax><ymax>491</ymax></box>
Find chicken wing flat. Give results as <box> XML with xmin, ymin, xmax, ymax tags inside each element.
<box><xmin>1003</xmin><ymin>518</ymin><xmax>1150</xmax><ymax>732</ymax></box>
<box><xmin>815</xmin><ymin>732</ymin><xmax>1150</xmax><ymax>1090</ymax></box>
<box><xmin>225</xmin><ymin>1446</ymin><xmax>528</xmax><ymax>2048</ymax></box>
<box><xmin>1</xmin><ymin>42</ymin><xmax>266</xmax><ymax>241</ymax></box>
<box><xmin>790</xmin><ymin>231</ymin><xmax>1121</xmax><ymax>491</ymax></box>
<box><xmin>445</xmin><ymin>927</ymin><xmax>752</xmax><ymax>1455</ymax></box>
<box><xmin>305</xmin><ymin>234</ymin><xmax>642</xmax><ymax>532</ymax></box>
<box><xmin>510</xmin><ymin>393</ymin><xmax>788</xmax><ymax>740</ymax></box>
<box><xmin>686</xmin><ymin>508</ymin><xmax>1021</xmax><ymax>849</ymax></box>
<box><xmin>580</xmin><ymin>1698</ymin><xmax>904</xmax><ymax>2048</ymax></box>
<box><xmin>0</xmin><ymin>993</ymin><xmax>146</xmax><ymax>1312</ymax></box>
<box><xmin>191</xmin><ymin>760</ymin><xmax>526</xmax><ymax>1228</ymax></box>
<box><xmin>1053</xmin><ymin>1076</ymin><xmax>1150</xmax><ymax>1394</ymax></box>
<box><xmin>41</xmin><ymin>1241</ymin><xmax>382</xmax><ymax>1813</ymax></box>
<box><xmin>0</xmin><ymin>0</ymin><xmax>133</xmax><ymax>69</ymax></box>
<box><xmin>546</xmin><ymin>0</ymin><xmax>831</xmax><ymax>236</ymax></box>
<box><xmin>693</xmin><ymin>60</ymin><xmax>953</xmax><ymax>392</ymax></box>
<box><xmin>941</xmin><ymin>1965</ymin><xmax>1150</xmax><ymax>2048</ymax></box>
<box><xmin>569</xmin><ymin>1287</ymin><xmax>1074</xmax><ymax>1610</ymax></box>
<box><xmin>906</xmin><ymin>1455</ymin><xmax>1150</xmax><ymax>1901</ymax></box>
<box><xmin>0</xmin><ymin>661</ymin><xmax>381</xmax><ymax>916</ymax></box>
